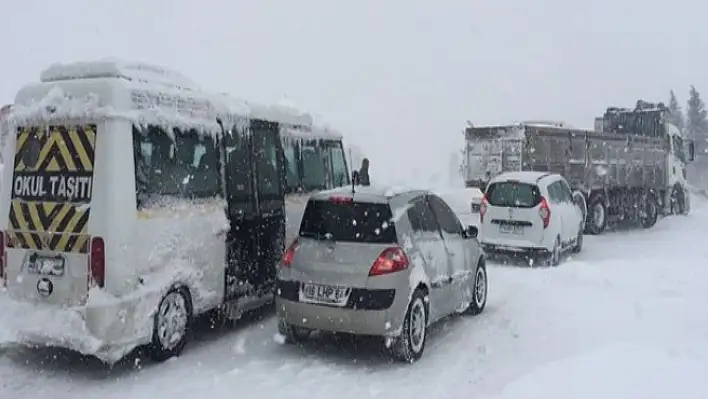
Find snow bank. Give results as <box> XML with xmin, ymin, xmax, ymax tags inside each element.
<box><xmin>488</xmin><ymin>341</ymin><xmax>708</xmax><ymax>399</ymax></box>
<box><xmin>0</xmin><ymin>292</ymin><xmax>107</xmax><ymax>356</ymax></box>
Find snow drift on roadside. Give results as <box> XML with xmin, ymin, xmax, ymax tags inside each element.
<box><xmin>489</xmin><ymin>341</ymin><xmax>708</xmax><ymax>399</ymax></box>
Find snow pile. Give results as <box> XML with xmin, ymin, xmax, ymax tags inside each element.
<box><xmin>0</xmin><ymin>292</ymin><xmax>106</xmax><ymax>357</ymax></box>
<box><xmin>488</xmin><ymin>342</ymin><xmax>708</xmax><ymax>399</ymax></box>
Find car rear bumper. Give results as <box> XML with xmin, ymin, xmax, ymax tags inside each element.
<box><xmin>0</xmin><ymin>291</ymin><xmax>152</xmax><ymax>364</ymax></box>
<box><xmin>276</xmin><ymin>298</ymin><xmax>405</xmax><ymax>336</ymax></box>
<box><xmin>275</xmin><ymin>279</ymin><xmax>406</xmax><ymax>336</ymax></box>
<box><xmin>481</xmin><ymin>242</ymin><xmax>550</xmax><ymax>257</ymax></box>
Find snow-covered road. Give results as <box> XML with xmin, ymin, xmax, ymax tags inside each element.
<box><xmin>2</xmin><ymin>201</ymin><xmax>708</xmax><ymax>399</ymax></box>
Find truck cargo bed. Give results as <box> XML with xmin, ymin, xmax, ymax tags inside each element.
<box><xmin>465</xmin><ymin>124</ymin><xmax>668</xmax><ymax>192</ymax></box>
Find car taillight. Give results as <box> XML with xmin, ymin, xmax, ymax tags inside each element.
<box><xmin>282</xmin><ymin>238</ymin><xmax>299</xmax><ymax>267</ymax></box>
<box><xmin>479</xmin><ymin>195</ymin><xmax>488</xmax><ymax>224</ymax></box>
<box><xmin>369</xmin><ymin>247</ymin><xmax>409</xmax><ymax>276</ymax></box>
<box><xmin>539</xmin><ymin>196</ymin><xmax>551</xmax><ymax>229</ymax></box>
<box><xmin>89</xmin><ymin>236</ymin><xmax>105</xmax><ymax>288</ymax></box>
<box><xmin>0</xmin><ymin>230</ymin><xmax>5</xmax><ymax>287</ymax></box>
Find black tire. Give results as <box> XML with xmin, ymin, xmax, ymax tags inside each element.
<box><xmin>466</xmin><ymin>261</ymin><xmax>488</xmax><ymax>316</ymax></box>
<box><xmin>390</xmin><ymin>289</ymin><xmax>428</xmax><ymax>363</ymax></box>
<box><xmin>671</xmin><ymin>186</ymin><xmax>686</xmax><ymax>215</ymax></box>
<box><xmin>640</xmin><ymin>191</ymin><xmax>659</xmax><ymax>229</ymax></box>
<box><xmin>571</xmin><ymin>229</ymin><xmax>583</xmax><ymax>253</ymax></box>
<box><xmin>543</xmin><ymin>236</ymin><xmax>561</xmax><ymax>267</ymax></box>
<box><xmin>585</xmin><ymin>195</ymin><xmax>607</xmax><ymax>235</ymax></box>
<box><xmin>277</xmin><ymin>318</ymin><xmax>312</xmax><ymax>344</ymax></box>
<box><xmin>148</xmin><ymin>287</ymin><xmax>193</xmax><ymax>362</ymax></box>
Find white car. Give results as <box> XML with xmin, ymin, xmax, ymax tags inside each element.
<box><xmin>479</xmin><ymin>171</ymin><xmax>584</xmax><ymax>266</ymax></box>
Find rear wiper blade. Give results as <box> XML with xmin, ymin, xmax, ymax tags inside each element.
<box><xmin>299</xmin><ymin>232</ymin><xmax>335</xmax><ymax>242</ymax></box>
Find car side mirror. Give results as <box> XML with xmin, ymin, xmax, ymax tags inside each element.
<box><xmin>464</xmin><ymin>225</ymin><xmax>478</xmax><ymax>239</ymax></box>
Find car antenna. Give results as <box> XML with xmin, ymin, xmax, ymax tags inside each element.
<box><xmin>349</xmin><ymin>147</ymin><xmax>356</xmax><ymax>194</ymax></box>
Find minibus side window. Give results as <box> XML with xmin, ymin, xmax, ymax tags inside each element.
<box><xmin>132</xmin><ymin>124</ymin><xmax>222</xmax><ymax>209</ymax></box>
<box><xmin>223</xmin><ymin>124</ymin><xmax>255</xmax><ymax>216</ymax></box>
<box><xmin>329</xmin><ymin>141</ymin><xmax>349</xmax><ymax>187</ymax></box>
<box><xmin>252</xmin><ymin>120</ymin><xmax>282</xmax><ymax>199</ymax></box>
<box><xmin>300</xmin><ymin>140</ymin><xmax>326</xmax><ymax>191</ymax></box>
<box><xmin>282</xmin><ymin>138</ymin><xmax>301</xmax><ymax>193</ymax></box>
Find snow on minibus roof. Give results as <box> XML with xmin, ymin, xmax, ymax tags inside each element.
<box><xmin>40</xmin><ymin>59</ymin><xmax>202</xmax><ymax>91</ymax></box>
<box><xmin>210</xmin><ymin>93</ymin><xmax>314</xmax><ymax>127</ymax></box>
<box><xmin>11</xmin><ymin>80</ymin><xmax>221</xmax><ymax>132</ymax></box>
<box><xmin>281</xmin><ymin>123</ymin><xmax>343</xmax><ymax>141</ymax></box>
<box><xmin>9</xmin><ymin>59</ymin><xmax>339</xmax><ymax>136</ymax></box>
<box><xmin>11</xmin><ymin>59</ymin><xmax>219</xmax><ymax>131</ymax></box>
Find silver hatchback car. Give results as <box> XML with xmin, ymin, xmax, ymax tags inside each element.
<box><xmin>276</xmin><ymin>186</ymin><xmax>488</xmax><ymax>362</ymax></box>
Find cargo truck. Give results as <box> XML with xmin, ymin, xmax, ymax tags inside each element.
<box><xmin>464</xmin><ymin>101</ymin><xmax>695</xmax><ymax>234</ymax></box>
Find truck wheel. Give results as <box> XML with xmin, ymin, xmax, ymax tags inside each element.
<box><xmin>671</xmin><ymin>186</ymin><xmax>686</xmax><ymax>215</ymax></box>
<box><xmin>640</xmin><ymin>191</ymin><xmax>659</xmax><ymax>229</ymax></box>
<box><xmin>586</xmin><ymin>196</ymin><xmax>607</xmax><ymax>235</ymax></box>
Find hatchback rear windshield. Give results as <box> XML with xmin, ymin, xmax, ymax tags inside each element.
<box><xmin>299</xmin><ymin>199</ymin><xmax>397</xmax><ymax>244</ymax></box>
<box><xmin>485</xmin><ymin>181</ymin><xmax>541</xmax><ymax>208</ymax></box>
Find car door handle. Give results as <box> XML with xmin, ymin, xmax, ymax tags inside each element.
<box><xmin>216</xmin><ymin>228</ymin><xmax>229</xmax><ymax>238</ymax></box>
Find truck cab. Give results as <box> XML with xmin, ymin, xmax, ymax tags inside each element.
<box><xmin>600</xmin><ymin>101</ymin><xmax>695</xmax><ymax>215</ymax></box>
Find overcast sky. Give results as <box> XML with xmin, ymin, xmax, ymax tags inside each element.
<box><xmin>3</xmin><ymin>0</ymin><xmax>708</xmax><ymax>185</ymax></box>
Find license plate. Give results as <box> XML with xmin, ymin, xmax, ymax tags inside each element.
<box><xmin>299</xmin><ymin>283</ymin><xmax>351</xmax><ymax>306</ymax></box>
<box><xmin>25</xmin><ymin>254</ymin><xmax>65</xmax><ymax>276</ymax></box>
<box><xmin>499</xmin><ymin>224</ymin><xmax>524</xmax><ymax>235</ymax></box>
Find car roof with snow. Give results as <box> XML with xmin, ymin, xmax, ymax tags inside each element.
<box><xmin>310</xmin><ymin>185</ymin><xmax>427</xmax><ymax>204</ymax></box>
<box><xmin>490</xmin><ymin>171</ymin><xmax>556</xmax><ymax>185</ymax></box>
